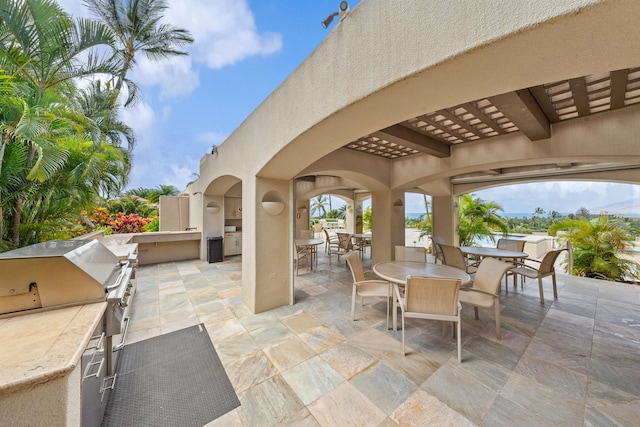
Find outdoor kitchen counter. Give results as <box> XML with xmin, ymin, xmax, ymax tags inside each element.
<box><xmin>0</xmin><ymin>302</ymin><xmax>107</xmax><ymax>396</ymax></box>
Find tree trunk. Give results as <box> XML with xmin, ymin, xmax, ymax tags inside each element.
<box><xmin>12</xmin><ymin>144</ymin><xmax>36</xmax><ymax>247</ymax></box>
<box><xmin>11</xmin><ymin>195</ymin><xmax>22</xmax><ymax>247</ymax></box>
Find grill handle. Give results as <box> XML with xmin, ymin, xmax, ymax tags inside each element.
<box><xmin>106</xmin><ymin>265</ymin><xmax>131</xmax><ymax>292</ymax></box>
<box><xmin>113</xmin><ymin>316</ymin><xmax>130</xmax><ymax>352</ymax></box>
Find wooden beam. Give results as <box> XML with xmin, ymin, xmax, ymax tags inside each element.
<box><xmin>461</xmin><ymin>102</ymin><xmax>506</xmax><ymax>135</ymax></box>
<box><xmin>372</xmin><ymin>124</ymin><xmax>450</xmax><ymax>158</ymax></box>
<box><xmin>489</xmin><ymin>89</ymin><xmax>551</xmax><ymax>141</ymax></box>
<box><xmin>569</xmin><ymin>77</ymin><xmax>590</xmax><ymax>116</ymax></box>
<box><xmin>610</xmin><ymin>69</ymin><xmax>628</xmax><ymax>110</ymax></box>
<box><xmin>439</xmin><ymin>109</ymin><xmax>483</xmax><ymax>139</ymax></box>
<box><xmin>529</xmin><ymin>85</ymin><xmax>560</xmax><ymax>123</ymax></box>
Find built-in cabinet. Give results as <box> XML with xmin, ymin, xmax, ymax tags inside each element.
<box><xmin>224</xmin><ymin>232</ymin><xmax>242</xmax><ymax>256</ymax></box>
<box><xmin>225</xmin><ymin>197</ymin><xmax>242</xmax><ymax>220</ymax></box>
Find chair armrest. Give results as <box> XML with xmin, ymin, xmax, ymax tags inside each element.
<box><xmin>511</xmin><ymin>258</ymin><xmax>542</xmax><ymax>268</ymax></box>
<box><xmin>354</xmin><ymin>279</ymin><xmax>388</xmax><ymax>286</ymax></box>
<box><xmin>461</xmin><ymin>288</ymin><xmax>498</xmax><ymax>298</ymax></box>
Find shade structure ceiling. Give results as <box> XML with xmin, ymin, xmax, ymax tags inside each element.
<box><xmin>341</xmin><ymin>67</ymin><xmax>640</xmax><ymax>186</ymax></box>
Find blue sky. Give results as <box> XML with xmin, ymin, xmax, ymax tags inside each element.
<box><xmin>58</xmin><ymin>0</ymin><xmax>639</xmax><ymax>215</ymax></box>
<box><xmin>58</xmin><ymin>0</ymin><xmax>362</xmax><ymax>190</ymax></box>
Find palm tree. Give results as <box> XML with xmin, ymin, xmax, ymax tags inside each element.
<box><xmin>0</xmin><ymin>0</ymin><xmax>118</xmax><ymax>246</ymax></box>
<box><xmin>547</xmin><ymin>210</ymin><xmax>562</xmax><ymax>225</ymax></box>
<box><xmin>457</xmin><ymin>193</ymin><xmax>508</xmax><ymax>246</ymax></box>
<box><xmin>74</xmin><ymin>80</ymin><xmax>136</xmax><ymax>151</ymax></box>
<box><xmin>310</xmin><ymin>195</ymin><xmax>329</xmax><ymax>218</ymax></box>
<box><xmin>549</xmin><ymin>217</ymin><xmax>638</xmax><ymax>282</ymax></box>
<box><xmin>144</xmin><ymin>184</ymin><xmax>179</xmax><ymax>203</ymax></box>
<box><xmin>418</xmin><ymin>195</ymin><xmax>432</xmax><ymax>240</ymax></box>
<box><xmin>83</xmin><ymin>0</ymin><xmax>194</xmax><ymax>105</ymax></box>
<box><xmin>18</xmin><ymin>137</ymin><xmax>128</xmax><ymax>245</ymax></box>
<box><xmin>575</xmin><ymin>206</ymin><xmax>590</xmax><ymax>219</ymax></box>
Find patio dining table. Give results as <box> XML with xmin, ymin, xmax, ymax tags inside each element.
<box><xmin>373</xmin><ymin>261</ymin><xmax>471</xmax><ymax>330</ymax></box>
<box><xmin>459</xmin><ymin>246</ymin><xmax>528</xmax><ymax>260</ymax></box>
<box><xmin>295</xmin><ymin>238</ymin><xmax>323</xmax><ymax>270</ymax></box>
<box><xmin>352</xmin><ymin>233</ymin><xmax>372</xmax><ymax>259</ymax></box>
<box><xmin>460</xmin><ymin>246</ymin><xmax>528</xmax><ymax>289</ymax></box>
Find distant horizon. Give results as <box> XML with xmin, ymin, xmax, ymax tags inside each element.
<box><xmin>405</xmin><ymin>212</ymin><xmax>640</xmax><ymax>219</ymax></box>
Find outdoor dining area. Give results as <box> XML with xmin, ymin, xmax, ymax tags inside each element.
<box><xmin>295</xmin><ymin>228</ymin><xmax>372</xmax><ymax>274</ymax></box>
<box><xmin>126</xmin><ymin>236</ymin><xmax>640</xmax><ymax>426</ymax></box>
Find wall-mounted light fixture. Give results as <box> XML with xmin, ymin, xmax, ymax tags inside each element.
<box><xmin>192</xmin><ymin>192</ymin><xmax>202</xmax><ymax>195</ymax></box>
<box><xmin>347</xmin><ymin>205</ymin><xmax>353</xmax><ymax>213</ymax></box>
<box><xmin>322</xmin><ymin>1</ymin><xmax>349</xmax><ymax>29</ymax></box>
<box><xmin>262</xmin><ymin>191</ymin><xmax>285</xmax><ymax>216</ymax></box>
<box><xmin>392</xmin><ymin>199</ymin><xmax>404</xmax><ymax>213</ymax></box>
<box><xmin>298</xmin><ymin>205</ymin><xmax>308</xmax><ymax>213</ymax></box>
<box><xmin>206</xmin><ymin>202</ymin><xmax>220</xmax><ymax>214</ymax></box>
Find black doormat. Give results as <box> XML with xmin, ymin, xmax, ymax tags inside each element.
<box><xmin>102</xmin><ymin>324</ymin><xmax>240</xmax><ymax>427</ymax></box>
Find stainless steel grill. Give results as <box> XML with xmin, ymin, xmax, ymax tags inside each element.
<box><xmin>0</xmin><ymin>239</ymin><xmax>137</xmax><ymax>427</ymax></box>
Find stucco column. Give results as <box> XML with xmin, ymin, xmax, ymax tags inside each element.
<box><xmin>432</xmin><ymin>195</ymin><xmax>458</xmax><ymax>245</ymax></box>
<box><xmin>242</xmin><ymin>177</ymin><xmax>291</xmax><ymax>313</ymax></box>
<box><xmin>371</xmin><ymin>189</ymin><xmax>405</xmax><ymax>263</ymax></box>
<box><xmin>294</xmin><ymin>198</ymin><xmax>310</xmax><ymax>238</ymax></box>
<box><xmin>354</xmin><ymin>200</ymin><xmax>364</xmax><ymax>234</ymax></box>
<box><xmin>345</xmin><ymin>197</ymin><xmax>356</xmax><ymax>233</ymax></box>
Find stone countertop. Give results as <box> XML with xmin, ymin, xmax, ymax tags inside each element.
<box><xmin>0</xmin><ymin>302</ymin><xmax>107</xmax><ymax>396</ymax></box>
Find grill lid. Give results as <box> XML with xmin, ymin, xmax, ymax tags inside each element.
<box><xmin>0</xmin><ymin>240</ymin><xmax>122</xmax><ymax>316</ymax></box>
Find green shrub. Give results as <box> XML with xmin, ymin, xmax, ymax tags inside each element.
<box><xmin>144</xmin><ymin>217</ymin><xmax>159</xmax><ymax>232</ymax></box>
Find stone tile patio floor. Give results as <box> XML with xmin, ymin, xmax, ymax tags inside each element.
<box><xmin>126</xmin><ymin>249</ymin><xmax>640</xmax><ymax>427</ymax></box>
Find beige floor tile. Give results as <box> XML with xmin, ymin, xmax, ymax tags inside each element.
<box><xmin>390</xmin><ymin>389</ymin><xmax>474</xmax><ymax>427</ymax></box>
<box><xmin>281</xmin><ymin>355</ymin><xmax>345</xmax><ymax>405</ymax></box>
<box><xmin>307</xmin><ymin>381</ymin><xmax>386</xmax><ymax>427</ymax></box>
<box><xmin>263</xmin><ymin>336</ymin><xmax>316</xmax><ymax>372</ymax></box>
<box><xmin>282</xmin><ymin>312</ymin><xmax>324</xmax><ymax>334</ymax></box>
<box><xmin>320</xmin><ymin>342</ymin><xmax>377</xmax><ymax>380</ymax></box>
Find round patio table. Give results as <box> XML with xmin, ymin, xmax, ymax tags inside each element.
<box><xmin>295</xmin><ymin>239</ymin><xmax>323</xmax><ymax>270</ymax></box>
<box><xmin>460</xmin><ymin>246</ymin><xmax>528</xmax><ymax>291</ymax></box>
<box><xmin>459</xmin><ymin>246</ymin><xmax>528</xmax><ymax>259</ymax></box>
<box><xmin>351</xmin><ymin>233</ymin><xmax>372</xmax><ymax>259</ymax></box>
<box><xmin>373</xmin><ymin>261</ymin><xmax>471</xmax><ymax>330</ymax></box>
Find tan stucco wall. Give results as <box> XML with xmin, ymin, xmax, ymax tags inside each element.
<box><xmin>189</xmin><ymin>0</ymin><xmax>640</xmax><ymax>312</ymax></box>
<box><xmin>159</xmin><ymin>196</ymin><xmax>190</xmax><ymax>231</ymax></box>
<box><xmin>0</xmin><ymin>363</ymin><xmax>81</xmax><ymax>426</ymax></box>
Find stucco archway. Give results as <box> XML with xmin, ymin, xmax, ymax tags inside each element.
<box><xmin>187</xmin><ymin>0</ymin><xmax>640</xmax><ymax>313</ymax></box>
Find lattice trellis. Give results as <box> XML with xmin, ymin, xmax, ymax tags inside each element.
<box><xmin>343</xmin><ymin>67</ymin><xmax>639</xmax><ymax>159</ymax></box>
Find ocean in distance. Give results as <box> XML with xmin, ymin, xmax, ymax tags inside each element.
<box><xmin>406</xmin><ymin>212</ymin><xmax>640</xmax><ymax>219</ymax></box>
<box><xmin>405</xmin><ymin>212</ymin><xmax>548</xmax><ymax>219</ymax></box>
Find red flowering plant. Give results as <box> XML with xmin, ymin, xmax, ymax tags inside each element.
<box><xmin>90</xmin><ymin>207</ymin><xmax>112</xmax><ymax>227</ymax></box>
<box><xmin>106</xmin><ymin>212</ymin><xmax>151</xmax><ymax>234</ymax></box>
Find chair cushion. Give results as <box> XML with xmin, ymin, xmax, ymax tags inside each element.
<box><xmin>355</xmin><ymin>280</ymin><xmax>389</xmax><ymax>297</ymax></box>
<box><xmin>511</xmin><ymin>266</ymin><xmax>538</xmax><ymax>279</ymax></box>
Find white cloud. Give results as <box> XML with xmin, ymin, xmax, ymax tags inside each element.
<box><xmin>59</xmin><ymin>0</ymin><xmax>282</xmax><ymax>98</ymax></box>
<box><xmin>56</xmin><ymin>0</ymin><xmax>88</xmax><ymax>18</ymax></box>
<box><xmin>120</xmin><ymin>101</ymin><xmax>159</xmax><ymax>149</ymax></box>
<box><xmin>167</xmin><ymin>0</ymin><xmax>283</xmax><ymax>69</ymax></box>
<box><xmin>131</xmin><ymin>56</ymin><xmax>200</xmax><ymax>98</ymax></box>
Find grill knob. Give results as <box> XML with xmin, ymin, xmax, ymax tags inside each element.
<box><xmin>119</xmin><ymin>301</ymin><xmax>128</xmax><ymax>308</ymax></box>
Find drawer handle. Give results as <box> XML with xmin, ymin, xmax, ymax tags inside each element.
<box><xmin>101</xmin><ymin>374</ymin><xmax>117</xmax><ymax>401</ymax></box>
<box><xmin>83</xmin><ymin>357</ymin><xmax>104</xmax><ymax>380</ymax></box>
<box><xmin>85</xmin><ymin>332</ymin><xmax>105</xmax><ymax>352</ymax></box>
<box><xmin>113</xmin><ymin>317</ymin><xmax>130</xmax><ymax>352</ymax></box>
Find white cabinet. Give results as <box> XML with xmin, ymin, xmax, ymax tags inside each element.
<box><xmin>224</xmin><ymin>232</ymin><xmax>242</xmax><ymax>256</ymax></box>
<box><xmin>225</xmin><ymin>197</ymin><xmax>242</xmax><ymax>219</ymax></box>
